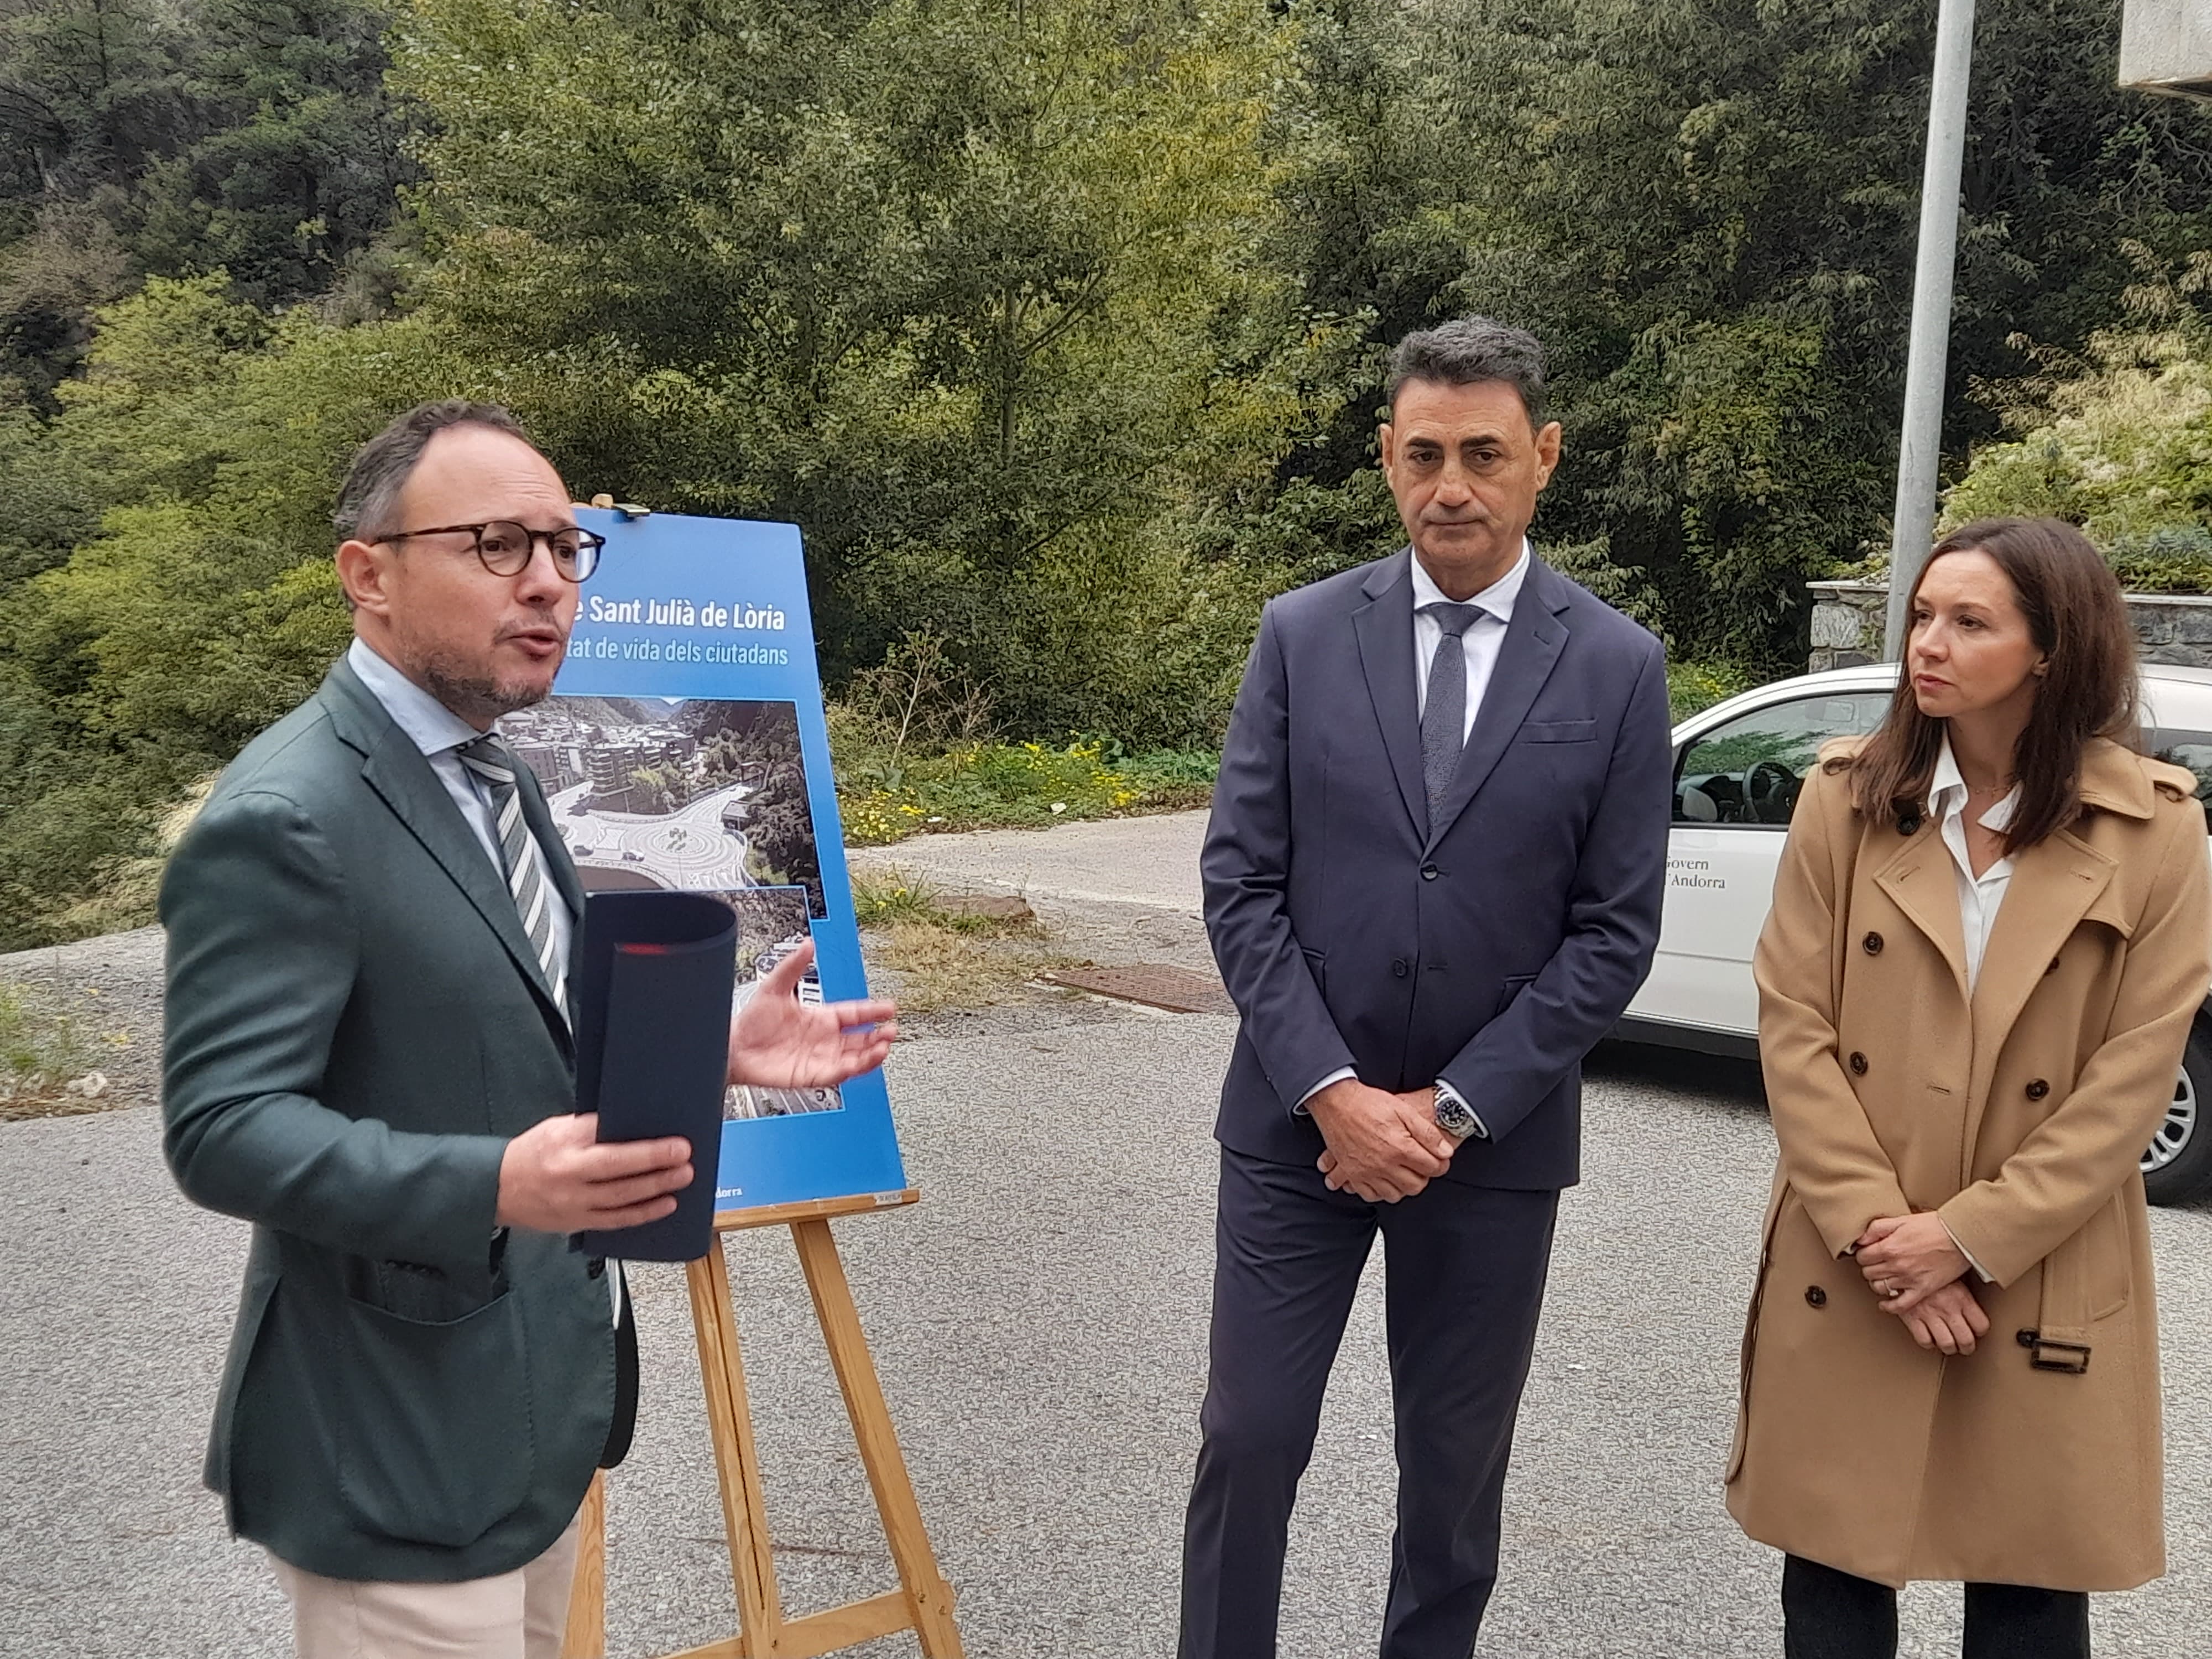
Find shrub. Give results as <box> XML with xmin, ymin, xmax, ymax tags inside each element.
<box><xmin>1942</xmin><ymin>249</ymin><xmax>2212</xmax><ymax>582</ymax></box>
<box><xmin>1667</xmin><ymin>659</ymin><xmax>1755</xmax><ymax>722</ymax></box>
<box><xmin>0</xmin><ymin>982</ymin><xmax>94</xmax><ymax>1110</ymax></box>
<box><xmin>839</xmin><ymin>739</ymin><xmax>1152</xmax><ymax>845</ymax></box>
<box><xmin>2106</xmin><ymin>526</ymin><xmax>2212</xmax><ymax>596</ymax></box>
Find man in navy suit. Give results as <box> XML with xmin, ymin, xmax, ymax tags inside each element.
<box><xmin>1179</xmin><ymin>318</ymin><xmax>1672</xmax><ymax>1659</ymax></box>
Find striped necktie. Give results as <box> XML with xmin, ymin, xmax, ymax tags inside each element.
<box><xmin>456</xmin><ymin>735</ymin><xmax>568</xmax><ymax>1017</ymax></box>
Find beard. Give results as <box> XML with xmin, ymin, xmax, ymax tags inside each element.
<box><xmin>419</xmin><ymin>658</ymin><xmax>549</xmax><ymax>725</ymax></box>
<box><xmin>394</xmin><ymin>623</ymin><xmax>562</xmax><ymax>726</ymax></box>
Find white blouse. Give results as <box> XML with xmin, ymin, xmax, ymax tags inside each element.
<box><xmin>1927</xmin><ymin>734</ymin><xmax>2020</xmax><ymax>1283</ymax></box>
<box><xmin>1928</xmin><ymin>734</ymin><xmax>2020</xmax><ymax>997</ymax></box>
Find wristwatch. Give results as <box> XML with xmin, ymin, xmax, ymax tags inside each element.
<box><xmin>1433</xmin><ymin>1083</ymin><xmax>1480</xmax><ymax>1142</ymax></box>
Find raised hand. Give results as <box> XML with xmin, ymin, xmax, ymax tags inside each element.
<box><xmin>728</xmin><ymin>939</ymin><xmax>899</xmax><ymax>1089</ymax></box>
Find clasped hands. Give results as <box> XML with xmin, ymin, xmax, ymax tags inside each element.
<box><xmin>498</xmin><ymin>942</ymin><xmax>897</xmax><ymax>1234</ymax></box>
<box><xmin>1854</xmin><ymin>1211</ymin><xmax>1988</xmax><ymax>1357</ymax></box>
<box><xmin>1311</xmin><ymin>1078</ymin><xmax>1457</xmax><ymax>1203</ymax></box>
<box><xmin>1310</xmin><ymin>1085</ymin><xmax>1994</xmax><ymax>1350</ymax></box>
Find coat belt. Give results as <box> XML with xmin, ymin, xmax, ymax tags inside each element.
<box><xmin>2021</xmin><ymin>1229</ymin><xmax>2094</xmax><ymax>1374</ymax></box>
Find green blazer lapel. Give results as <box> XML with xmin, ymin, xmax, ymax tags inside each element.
<box><xmin>319</xmin><ymin>659</ymin><xmax>571</xmax><ymax>1033</ymax></box>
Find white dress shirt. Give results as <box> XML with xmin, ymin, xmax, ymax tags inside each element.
<box><xmin>347</xmin><ymin>638</ymin><xmax>575</xmax><ymax>977</ymax></box>
<box><xmin>1927</xmin><ymin>732</ymin><xmax>2020</xmax><ymax>1282</ymax></box>
<box><xmin>1295</xmin><ymin>542</ymin><xmax>1534</xmax><ymax>1141</ymax></box>
<box><xmin>1928</xmin><ymin>733</ymin><xmax>2018</xmax><ymax>997</ymax></box>
<box><xmin>1411</xmin><ymin>541</ymin><xmax>1531</xmax><ymax>744</ymax></box>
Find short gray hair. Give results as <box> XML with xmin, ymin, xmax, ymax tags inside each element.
<box><xmin>1386</xmin><ymin>317</ymin><xmax>1548</xmax><ymax>425</ymax></box>
<box><xmin>334</xmin><ymin>400</ymin><xmax>540</xmax><ymax>541</ymax></box>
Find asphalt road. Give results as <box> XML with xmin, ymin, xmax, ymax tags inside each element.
<box><xmin>8</xmin><ymin>1021</ymin><xmax>2212</xmax><ymax>1656</ymax></box>
<box><xmin>7</xmin><ymin>812</ymin><xmax>2212</xmax><ymax>1656</ymax></box>
<box><xmin>849</xmin><ymin>815</ymin><xmax>1206</xmax><ymax>917</ymax></box>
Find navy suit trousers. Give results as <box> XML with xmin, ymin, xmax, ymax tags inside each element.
<box><xmin>1178</xmin><ymin>1147</ymin><xmax>1558</xmax><ymax>1659</ymax></box>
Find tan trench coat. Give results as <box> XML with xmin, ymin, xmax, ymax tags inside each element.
<box><xmin>1726</xmin><ymin>736</ymin><xmax>2211</xmax><ymax>1590</ymax></box>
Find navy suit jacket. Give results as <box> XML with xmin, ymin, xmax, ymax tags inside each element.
<box><xmin>1202</xmin><ymin>548</ymin><xmax>1672</xmax><ymax>1191</ymax></box>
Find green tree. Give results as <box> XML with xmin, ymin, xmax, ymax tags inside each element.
<box><xmin>0</xmin><ymin>0</ymin><xmax>194</xmax><ymax>398</ymax></box>
<box><xmin>1242</xmin><ymin>0</ymin><xmax>2212</xmax><ymax>667</ymax></box>
<box><xmin>1943</xmin><ymin>248</ymin><xmax>2212</xmax><ymax>591</ymax></box>
<box><xmin>138</xmin><ymin>0</ymin><xmax>418</xmax><ymax>305</ymax></box>
<box><xmin>0</xmin><ymin>275</ymin><xmax>473</xmax><ymax>947</ymax></box>
<box><xmin>390</xmin><ymin>0</ymin><xmax>1337</xmax><ymax>730</ymax></box>
<box><xmin>0</xmin><ymin>0</ymin><xmax>414</xmax><ymax>399</ymax></box>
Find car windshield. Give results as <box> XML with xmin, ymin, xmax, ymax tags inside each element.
<box><xmin>1674</xmin><ymin>693</ymin><xmax>1891</xmax><ymax>826</ymax></box>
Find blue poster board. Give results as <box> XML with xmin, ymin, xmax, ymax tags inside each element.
<box><xmin>502</xmin><ymin>508</ymin><xmax>908</xmax><ymax>1214</ymax></box>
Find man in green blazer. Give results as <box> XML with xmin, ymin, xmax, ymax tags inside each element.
<box><xmin>160</xmin><ymin>401</ymin><xmax>897</xmax><ymax>1658</ymax></box>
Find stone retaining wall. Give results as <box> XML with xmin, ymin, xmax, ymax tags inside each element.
<box><xmin>1808</xmin><ymin>579</ymin><xmax>2212</xmax><ymax>672</ymax></box>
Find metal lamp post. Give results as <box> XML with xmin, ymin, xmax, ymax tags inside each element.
<box><xmin>1880</xmin><ymin>1</ymin><xmax>2212</xmax><ymax>659</ymax></box>
<box><xmin>1880</xmin><ymin>0</ymin><xmax>1978</xmax><ymax>660</ymax></box>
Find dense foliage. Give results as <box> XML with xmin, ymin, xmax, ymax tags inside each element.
<box><xmin>0</xmin><ymin>0</ymin><xmax>415</xmax><ymax>399</ymax></box>
<box><xmin>3</xmin><ymin>0</ymin><xmax>2212</xmax><ymax>947</ymax></box>
<box><xmin>1942</xmin><ymin>248</ymin><xmax>2212</xmax><ymax>591</ymax></box>
<box><xmin>1229</xmin><ymin>0</ymin><xmax>2212</xmax><ymax>662</ymax></box>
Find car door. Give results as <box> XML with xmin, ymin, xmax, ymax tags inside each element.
<box><xmin>2133</xmin><ymin>708</ymin><xmax>2212</xmax><ymax>1191</ymax></box>
<box><xmin>1627</xmin><ymin>688</ymin><xmax>1892</xmax><ymax>1038</ymax></box>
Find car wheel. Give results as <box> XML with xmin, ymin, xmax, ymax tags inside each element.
<box><xmin>2143</xmin><ymin>1021</ymin><xmax>2212</xmax><ymax>1206</ymax></box>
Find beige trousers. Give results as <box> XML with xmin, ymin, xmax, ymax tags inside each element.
<box><xmin>269</xmin><ymin>1511</ymin><xmax>582</xmax><ymax>1659</ymax></box>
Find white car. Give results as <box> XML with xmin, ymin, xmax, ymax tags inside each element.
<box><xmin>1616</xmin><ymin>662</ymin><xmax>2212</xmax><ymax>1206</ymax></box>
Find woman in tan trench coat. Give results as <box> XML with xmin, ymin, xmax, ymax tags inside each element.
<box><xmin>1727</xmin><ymin>518</ymin><xmax>2211</xmax><ymax>1658</ymax></box>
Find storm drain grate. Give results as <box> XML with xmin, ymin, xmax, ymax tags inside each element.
<box><xmin>1041</xmin><ymin>964</ymin><xmax>1237</xmax><ymax>1016</ymax></box>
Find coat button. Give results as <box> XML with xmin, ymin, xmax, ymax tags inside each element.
<box><xmin>1849</xmin><ymin>1052</ymin><xmax>1868</xmax><ymax>1076</ymax></box>
<box><xmin>1420</xmin><ymin>863</ymin><xmax>1439</xmax><ymax>881</ymax></box>
<box><xmin>1392</xmin><ymin>959</ymin><xmax>1409</xmax><ymax>978</ymax></box>
<box><xmin>1862</xmin><ymin>932</ymin><xmax>1884</xmax><ymax>955</ymax></box>
<box><xmin>2027</xmin><ymin>1078</ymin><xmax>2051</xmax><ymax>1100</ymax></box>
<box><xmin>2046</xmin><ymin>957</ymin><xmax>2062</xmax><ymax>975</ymax></box>
<box><xmin>1806</xmin><ymin>1286</ymin><xmax>1827</xmax><ymax>1308</ymax></box>
<box><xmin>1898</xmin><ymin>813</ymin><xmax>1921</xmax><ymax>836</ymax></box>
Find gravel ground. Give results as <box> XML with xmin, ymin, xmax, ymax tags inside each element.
<box><xmin>6</xmin><ymin>812</ymin><xmax>2212</xmax><ymax>1656</ymax></box>
<box><xmin>0</xmin><ymin>927</ymin><xmax>166</xmax><ymax>1112</ymax></box>
<box><xmin>851</xmin><ymin>814</ymin><xmax>1216</xmax><ymax>978</ymax></box>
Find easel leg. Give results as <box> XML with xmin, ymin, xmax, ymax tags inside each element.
<box><xmin>789</xmin><ymin>1218</ymin><xmax>965</xmax><ymax>1658</ymax></box>
<box><xmin>560</xmin><ymin>1472</ymin><xmax>607</xmax><ymax>1659</ymax></box>
<box><xmin>689</xmin><ymin>1241</ymin><xmax>786</xmax><ymax>1650</ymax></box>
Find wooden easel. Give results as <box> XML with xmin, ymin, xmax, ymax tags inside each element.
<box><xmin>561</xmin><ymin>1191</ymin><xmax>964</xmax><ymax>1659</ymax></box>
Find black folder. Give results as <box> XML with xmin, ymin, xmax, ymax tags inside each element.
<box><xmin>572</xmin><ymin>890</ymin><xmax>738</xmax><ymax>1262</ymax></box>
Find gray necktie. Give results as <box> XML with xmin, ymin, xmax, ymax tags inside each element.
<box><xmin>1420</xmin><ymin>602</ymin><xmax>1489</xmax><ymax>818</ymax></box>
<box><xmin>456</xmin><ymin>735</ymin><xmax>568</xmax><ymax>1016</ymax></box>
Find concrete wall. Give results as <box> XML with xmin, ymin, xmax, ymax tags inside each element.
<box><xmin>1807</xmin><ymin>578</ymin><xmax>2212</xmax><ymax>672</ymax></box>
<box><xmin>2121</xmin><ymin>0</ymin><xmax>2212</xmax><ymax>99</ymax></box>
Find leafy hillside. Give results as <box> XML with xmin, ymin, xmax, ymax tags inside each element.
<box><xmin>4</xmin><ymin>0</ymin><xmax>2212</xmax><ymax>946</ymax></box>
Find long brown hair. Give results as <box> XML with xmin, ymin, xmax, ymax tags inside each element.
<box><xmin>1846</xmin><ymin>517</ymin><xmax>2139</xmax><ymax>853</ymax></box>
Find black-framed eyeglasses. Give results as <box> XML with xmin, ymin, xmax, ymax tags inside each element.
<box><xmin>371</xmin><ymin>520</ymin><xmax>606</xmax><ymax>583</ymax></box>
